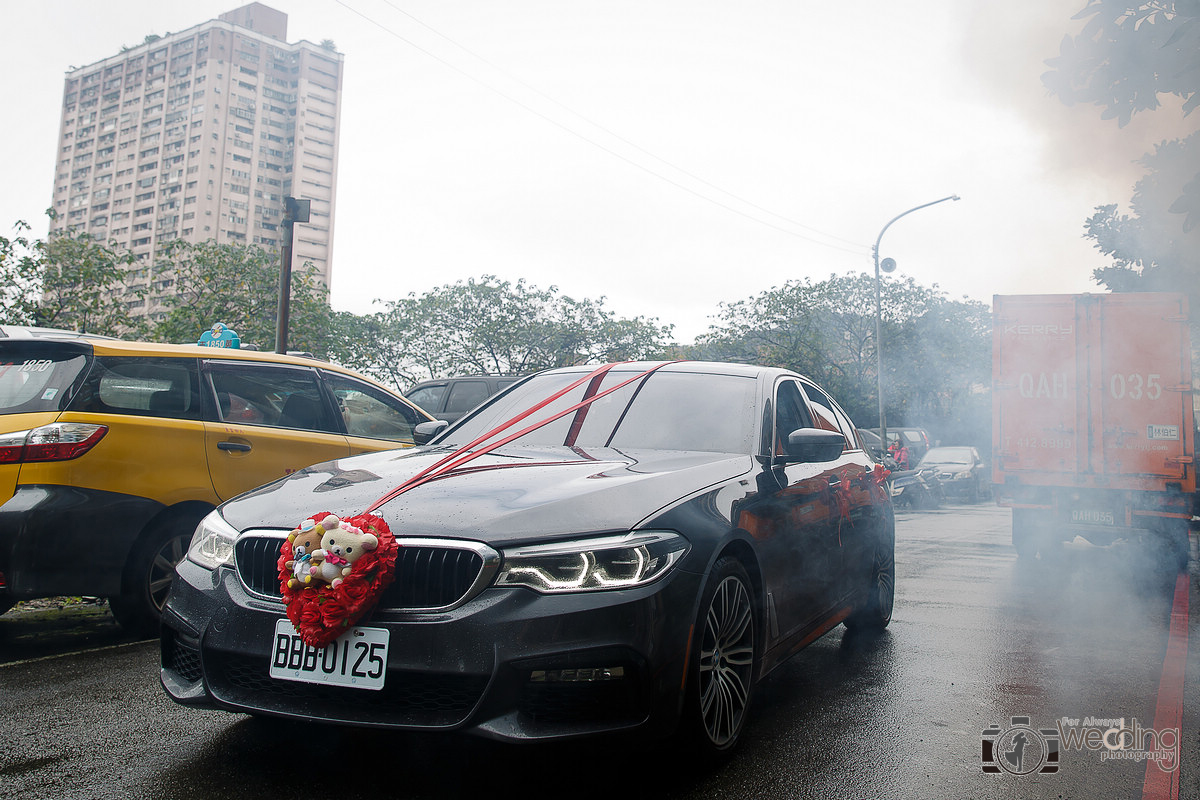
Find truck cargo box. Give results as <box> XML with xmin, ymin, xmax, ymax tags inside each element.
<box><xmin>992</xmin><ymin>293</ymin><xmax>1194</xmax><ymax>569</ymax></box>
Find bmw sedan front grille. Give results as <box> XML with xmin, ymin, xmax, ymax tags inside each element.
<box><xmin>233</xmin><ymin>532</ymin><xmax>499</xmax><ymax>611</ymax></box>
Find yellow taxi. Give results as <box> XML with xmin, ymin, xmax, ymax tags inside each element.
<box><xmin>0</xmin><ymin>328</ymin><xmax>433</xmax><ymax>632</ymax></box>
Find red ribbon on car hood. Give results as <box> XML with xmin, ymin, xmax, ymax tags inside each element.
<box><xmin>365</xmin><ymin>361</ymin><xmax>680</xmax><ymax>513</ymax></box>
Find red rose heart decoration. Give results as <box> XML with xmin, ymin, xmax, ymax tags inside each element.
<box><xmin>277</xmin><ymin>511</ymin><xmax>399</xmax><ymax>648</ymax></box>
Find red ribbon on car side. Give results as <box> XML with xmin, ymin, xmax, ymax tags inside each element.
<box><xmin>365</xmin><ymin>361</ymin><xmax>680</xmax><ymax>512</ymax></box>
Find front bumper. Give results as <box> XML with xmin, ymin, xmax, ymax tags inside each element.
<box><xmin>161</xmin><ymin>555</ymin><xmax>702</xmax><ymax>742</ymax></box>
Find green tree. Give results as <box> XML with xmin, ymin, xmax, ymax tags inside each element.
<box><xmin>150</xmin><ymin>239</ymin><xmax>334</xmax><ymax>355</ymax></box>
<box><xmin>0</xmin><ymin>218</ymin><xmax>146</xmax><ymax>336</ymax></box>
<box><xmin>688</xmin><ymin>273</ymin><xmax>991</xmax><ymax>443</ymax></box>
<box><xmin>347</xmin><ymin>276</ymin><xmax>675</xmax><ymax>386</ymax></box>
<box><xmin>0</xmin><ymin>221</ymin><xmax>44</xmax><ymax>325</ymax></box>
<box><xmin>1043</xmin><ymin>1</ymin><xmax>1200</xmax><ymax>299</ymax></box>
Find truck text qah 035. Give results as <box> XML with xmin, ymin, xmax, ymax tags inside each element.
<box><xmin>991</xmin><ymin>293</ymin><xmax>1194</xmax><ymax>570</ymax></box>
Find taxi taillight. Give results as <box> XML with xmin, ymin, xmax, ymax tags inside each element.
<box><xmin>0</xmin><ymin>423</ymin><xmax>108</xmax><ymax>464</ymax></box>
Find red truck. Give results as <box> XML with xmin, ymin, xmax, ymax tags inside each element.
<box><xmin>992</xmin><ymin>293</ymin><xmax>1194</xmax><ymax>571</ymax></box>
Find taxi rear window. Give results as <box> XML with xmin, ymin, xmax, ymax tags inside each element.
<box><xmin>0</xmin><ymin>342</ymin><xmax>92</xmax><ymax>414</ymax></box>
<box><xmin>69</xmin><ymin>356</ymin><xmax>202</xmax><ymax>420</ymax></box>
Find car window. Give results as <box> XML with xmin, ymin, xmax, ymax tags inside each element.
<box><xmin>447</xmin><ymin>370</ymin><xmax>758</xmax><ymax>454</ymax></box>
<box><xmin>0</xmin><ymin>344</ymin><xmax>90</xmax><ymax>413</ymax></box>
<box><xmin>324</xmin><ymin>372</ymin><xmax>422</xmax><ymax>443</ymax></box>
<box><xmin>69</xmin><ymin>356</ymin><xmax>201</xmax><ymax>420</ymax></box>
<box><xmin>206</xmin><ymin>363</ymin><xmax>335</xmax><ymax>433</ymax></box>
<box><xmin>406</xmin><ymin>383</ymin><xmax>447</xmax><ymax>413</ymax></box>
<box><xmin>902</xmin><ymin>431</ymin><xmax>924</xmax><ymax>445</ymax></box>
<box><xmin>799</xmin><ymin>381</ymin><xmax>852</xmax><ymax>446</ymax></box>
<box><xmin>774</xmin><ymin>380</ymin><xmax>815</xmax><ymax>456</ymax></box>
<box><xmin>445</xmin><ymin>380</ymin><xmax>490</xmax><ymax>414</ymax></box>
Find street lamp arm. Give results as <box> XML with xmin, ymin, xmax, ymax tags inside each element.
<box><xmin>872</xmin><ymin>195</ymin><xmax>960</xmax><ymax>258</ymax></box>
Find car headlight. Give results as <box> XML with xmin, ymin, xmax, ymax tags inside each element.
<box><xmin>186</xmin><ymin>511</ymin><xmax>239</xmax><ymax>570</ymax></box>
<box><xmin>954</xmin><ymin>469</ymin><xmax>973</xmax><ymax>480</ymax></box>
<box><xmin>495</xmin><ymin>531</ymin><xmax>689</xmax><ymax>593</ymax></box>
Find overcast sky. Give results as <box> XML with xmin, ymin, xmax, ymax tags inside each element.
<box><xmin>4</xmin><ymin>1</ymin><xmax>1195</xmax><ymax>343</ymax></box>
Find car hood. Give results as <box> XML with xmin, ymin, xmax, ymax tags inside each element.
<box><xmin>220</xmin><ymin>445</ymin><xmax>753</xmax><ymax>546</ymax></box>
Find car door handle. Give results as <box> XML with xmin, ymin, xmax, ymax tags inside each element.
<box><xmin>217</xmin><ymin>441</ymin><xmax>252</xmax><ymax>452</ymax></box>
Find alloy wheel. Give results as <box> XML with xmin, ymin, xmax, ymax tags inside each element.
<box><xmin>698</xmin><ymin>574</ymin><xmax>755</xmax><ymax>748</ymax></box>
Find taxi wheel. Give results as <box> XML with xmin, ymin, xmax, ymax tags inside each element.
<box><xmin>680</xmin><ymin>556</ymin><xmax>758</xmax><ymax>757</ymax></box>
<box><xmin>110</xmin><ymin>514</ymin><xmax>202</xmax><ymax>636</ymax></box>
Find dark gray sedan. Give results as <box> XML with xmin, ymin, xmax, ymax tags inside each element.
<box><xmin>161</xmin><ymin>361</ymin><xmax>895</xmax><ymax>754</ymax></box>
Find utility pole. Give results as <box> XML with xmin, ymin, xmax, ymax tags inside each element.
<box><xmin>275</xmin><ymin>196</ymin><xmax>310</xmax><ymax>354</ymax></box>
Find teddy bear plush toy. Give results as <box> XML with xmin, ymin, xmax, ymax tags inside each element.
<box><xmin>310</xmin><ymin>515</ymin><xmax>379</xmax><ymax>589</ymax></box>
<box><xmin>284</xmin><ymin>518</ymin><xmax>326</xmax><ymax>589</ymax></box>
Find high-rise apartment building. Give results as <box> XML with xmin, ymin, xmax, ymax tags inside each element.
<box><xmin>49</xmin><ymin>3</ymin><xmax>342</xmax><ymax>320</ymax></box>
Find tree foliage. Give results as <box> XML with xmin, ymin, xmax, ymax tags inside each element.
<box><xmin>342</xmin><ymin>276</ymin><xmax>676</xmax><ymax>388</ymax></box>
<box><xmin>1043</xmin><ymin>1</ymin><xmax>1200</xmax><ymax>299</ymax></box>
<box><xmin>0</xmin><ymin>218</ymin><xmax>146</xmax><ymax>336</ymax></box>
<box><xmin>149</xmin><ymin>239</ymin><xmax>334</xmax><ymax>355</ymax></box>
<box><xmin>687</xmin><ymin>273</ymin><xmax>992</xmax><ymax>444</ymax></box>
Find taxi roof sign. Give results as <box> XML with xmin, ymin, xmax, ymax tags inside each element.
<box><xmin>198</xmin><ymin>322</ymin><xmax>240</xmax><ymax>349</ymax></box>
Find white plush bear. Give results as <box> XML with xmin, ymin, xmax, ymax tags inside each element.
<box><xmin>310</xmin><ymin>516</ymin><xmax>378</xmax><ymax>589</ymax></box>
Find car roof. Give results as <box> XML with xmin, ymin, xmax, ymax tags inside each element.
<box><xmin>541</xmin><ymin>360</ymin><xmax>794</xmax><ymax>381</ymax></box>
<box><xmin>0</xmin><ymin>335</ymin><xmax>403</xmax><ymax>393</ymax></box>
<box><xmin>0</xmin><ymin>325</ymin><xmax>118</xmax><ymax>340</ymax></box>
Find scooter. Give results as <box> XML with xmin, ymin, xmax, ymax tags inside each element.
<box><xmin>888</xmin><ymin>464</ymin><xmax>944</xmax><ymax>509</ymax></box>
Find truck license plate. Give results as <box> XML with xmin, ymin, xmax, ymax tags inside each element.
<box><xmin>1070</xmin><ymin>509</ymin><xmax>1115</xmax><ymax>526</ymax></box>
<box><xmin>269</xmin><ymin>619</ymin><xmax>388</xmax><ymax>690</ymax></box>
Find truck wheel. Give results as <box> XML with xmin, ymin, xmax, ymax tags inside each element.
<box><xmin>109</xmin><ymin>513</ymin><xmax>203</xmax><ymax>636</ymax></box>
<box><xmin>1012</xmin><ymin>509</ymin><xmax>1040</xmax><ymax>558</ymax></box>
<box><xmin>1169</xmin><ymin>521</ymin><xmax>1191</xmax><ymax>573</ymax></box>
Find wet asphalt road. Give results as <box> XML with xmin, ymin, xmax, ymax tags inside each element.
<box><xmin>1</xmin><ymin>503</ymin><xmax>1196</xmax><ymax>800</ymax></box>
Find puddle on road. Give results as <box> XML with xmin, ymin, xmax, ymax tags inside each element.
<box><xmin>0</xmin><ymin>599</ymin><xmax>147</xmax><ymax>664</ymax></box>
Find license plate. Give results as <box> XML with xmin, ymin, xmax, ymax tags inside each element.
<box><xmin>269</xmin><ymin>619</ymin><xmax>388</xmax><ymax>690</ymax></box>
<box><xmin>1070</xmin><ymin>509</ymin><xmax>1115</xmax><ymax>526</ymax></box>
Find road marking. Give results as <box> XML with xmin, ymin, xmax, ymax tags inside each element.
<box><xmin>0</xmin><ymin>638</ymin><xmax>154</xmax><ymax>669</ymax></box>
<box><xmin>1142</xmin><ymin>570</ymin><xmax>1188</xmax><ymax>800</ymax></box>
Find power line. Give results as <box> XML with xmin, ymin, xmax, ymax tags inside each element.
<box><xmin>376</xmin><ymin>0</ymin><xmax>868</xmax><ymax>251</ymax></box>
<box><xmin>334</xmin><ymin>0</ymin><xmax>871</xmax><ymax>256</ymax></box>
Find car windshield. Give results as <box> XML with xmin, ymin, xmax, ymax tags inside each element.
<box><xmin>921</xmin><ymin>447</ymin><xmax>973</xmax><ymax>465</ymax></box>
<box><xmin>445</xmin><ymin>367</ymin><xmax>758</xmax><ymax>454</ymax></box>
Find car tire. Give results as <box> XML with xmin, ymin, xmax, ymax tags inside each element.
<box><xmin>845</xmin><ymin>523</ymin><xmax>895</xmax><ymax>631</ymax></box>
<box><xmin>1168</xmin><ymin>520</ymin><xmax>1191</xmax><ymax>573</ymax></box>
<box><xmin>966</xmin><ymin>480</ymin><xmax>980</xmax><ymax>504</ymax></box>
<box><xmin>679</xmin><ymin>556</ymin><xmax>758</xmax><ymax>756</ymax></box>
<box><xmin>109</xmin><ymin>513</ymin><xmax>202</xmax><ymax>636</ymax></box>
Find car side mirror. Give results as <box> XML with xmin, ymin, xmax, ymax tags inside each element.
<box><xmin>413</xmin><ymin>420</ymin><xmax>449</xmax><ymax>445</ymax></box>
<box><xmin>780</xmin><ymin>428</ymin><xmax>845</xmax><ymax>464</ymax></box>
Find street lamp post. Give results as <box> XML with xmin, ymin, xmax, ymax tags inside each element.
<box><xmin>873</xmin><ymin>194</ymin><xmax>960</xmax><ymax>453</ymax></box>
